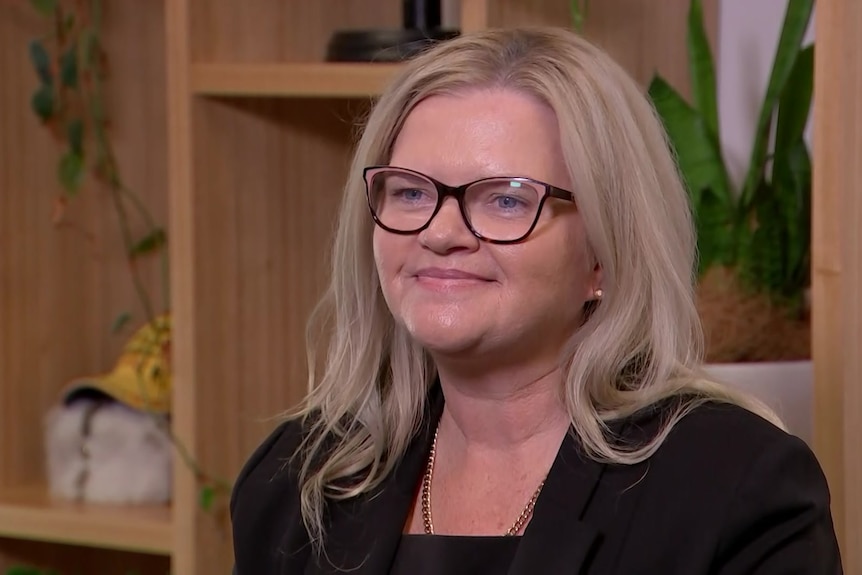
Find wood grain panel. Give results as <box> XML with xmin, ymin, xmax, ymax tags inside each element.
<box><xmin>191</xmin><ymin>0</ymin><xmax>402</xmax><ymax>63</ymax></box>
<box><xmin>812</xmin><ymin>0</ymin><xmax>862</xmax><ymax>567</ymax></box>
<box><xmin>485</xmin><ymin>0</ymin><xmax>718</xmax><ymax>96</ymax></box>
<box><xmin>164</xmin><ymin>0</ymin><xmax>196</xmax><ymax>573</ymax></box>
<box><xmin>0</xmin><ymin>1</ymin><xmax>166</xmax><ymax>491</ymax></box>
<box><xmin>192</xmin><ymin>62</ymin><xmax>404</xmax><ymax>97</ymax></box>
<box><xmin>0</xmin><ymin>485</ymin><xmax>171</xmax><ymax>555</ymax></box>
<box><xmin>460</xmin><ymin>0</ymin><xmax>490</xmax><ymax>33</ymax></box>
<box><xmin>192</xmin><ymin>96</ymin><xmax>364</xmax><ymax>465</ymax></box>
<box><xmin>179</xmin><ymin>96</ymin><xmax>366</xmax><ymax>572</ymax></box>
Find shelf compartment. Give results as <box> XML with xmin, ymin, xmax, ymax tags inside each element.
<box><xmin>192</xmin><ymin>62</ymin><xmax>404</xmax><ymax>98</ymax></box>
<box><xmin>0</xmin><ymin>485</ymin><xmax>172</xmax><ymax>555</ymax></box>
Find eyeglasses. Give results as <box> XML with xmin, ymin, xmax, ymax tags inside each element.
<box><xmin>363</xmin><ymin>166</ymin><xmax>576</xmax><ymax>244</ymax></box>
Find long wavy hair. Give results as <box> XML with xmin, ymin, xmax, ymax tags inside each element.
<box><xmin>291</xmin><ymin>26</ymin><xmax>781</xmax><ymax>544</ymax></box>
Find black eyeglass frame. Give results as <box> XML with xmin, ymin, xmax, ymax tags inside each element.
<box><xmin>363</xmin><ymin>165</ymin><xmax>576</xmax><ymax>244</ymax></box>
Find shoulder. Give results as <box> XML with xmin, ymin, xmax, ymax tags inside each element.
<box><xmin>660</xmin><ymin>399</ymin><xmax>795</xmax><ymax>459</ymax></box>
<box><xmin>607</xmin><ymin>400</ymin><xmax>841</xmax><ymax>573</ymax></box>
<box><xmin>639</xmin><ymin>399</ymin><xmax>825</xmax><ymax>502</ymax></box>
<box><xmin>230</xmin><ymin>416</ymin><xmax>305</xmax><ymax>516</ymax></box>
<box><xmin>230</xmin><ymin>417</ymin><xmax>311</xmax><ymax>571</ymax></box>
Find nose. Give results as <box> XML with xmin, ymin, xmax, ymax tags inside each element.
<box><xmin>417</xmin><ymin>197</ymin><xmax>480</xmax><ymax>253</ymax></box>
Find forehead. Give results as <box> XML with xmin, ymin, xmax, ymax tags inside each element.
<box><xmin>389</xmin><ymin>88</ymin><xmax>570</xmax><ymax>187</ymax></box>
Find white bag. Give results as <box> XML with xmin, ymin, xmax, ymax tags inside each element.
<box><xmin>44</xmin><ymin>398</ymin><xmax>172</xmax><ymax>504</ymax></box>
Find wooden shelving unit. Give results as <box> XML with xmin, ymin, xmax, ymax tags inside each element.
<box><xmin>28</xmin><ymin>0</ymin><xmax>862</xmax><ymax>574</ymax></box>
<box><xmin>0</xmin><ymin>486</ymin><xmax>171</xmax><ymax>555</ymax></box>
<box><xmin>2</xmin><ymin>0</ymin><xmax>719</xmax><ymax>572</ymax></box>
<box><xmin>192</xmin><ymin>63</ymin><xmax>404</xmax><ymax>98</ymax></box>
<box><xmin>1</xmin><ymin>0</ymin><xmax>171</xmax><ymax>572</ymax></box>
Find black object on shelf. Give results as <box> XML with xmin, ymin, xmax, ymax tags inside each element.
<box><xmin>326</xmin><ymin>0</ymin><xmax>459</xmax><ymax>63</ymax></box>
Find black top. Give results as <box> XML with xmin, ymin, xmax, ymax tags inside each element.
<box><xmin>231</xmin><ymin>386</ymin><xmax>843</xmax><ymax>574</ymax></box>
<box><xmin>389</xmin><ymin>535</ymin><xmax>520</xmax><ymax>575</ymax></box>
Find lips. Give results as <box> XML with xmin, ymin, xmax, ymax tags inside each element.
<box><xmin>413</xmin><ymin>267</ymin><xmax>491</xmax><ymax>281</ymax></box>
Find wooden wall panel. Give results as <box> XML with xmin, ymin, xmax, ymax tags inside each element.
<box><xmin>465</xmin><ymin>0</ymin><xmax>718</xmax><ymax>96</ymax></box>
<box><xmin>165</xmin><ymin>1</ymin><xmax>195</xmax><ymax>573</ymax></box>
<box><xmin>582</xmin><ymin>0</ymin><xmax>718</xmax><ymax>95</ymax></box>
<box><xmin>190</xmin><ymin>0</ymin><xmax>402</xmax><ymax>63</ymax></box>
<box><xmin>171</xmin><ymin>95</ymin><xmax>364</xmax><ymax>573</ymax></box>
<box><xmin>190</xmin><ymin>97</ymin><xmax>363</xmax><ymax>469</ymax></box>
<box><xmin>812</xmin><ymin>0</ymin><xmax>862</xmax><ymax>569</ymax></box>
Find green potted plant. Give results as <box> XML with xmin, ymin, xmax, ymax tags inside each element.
<box><xmin>646</xmin><ymin>0</ymin><xmax>815</xmax><ymax>441</ymax></box>
<box><xmin>648</xmin><ymin>0</ymin><xmax>814</xmax><ymax>364</ymax></box>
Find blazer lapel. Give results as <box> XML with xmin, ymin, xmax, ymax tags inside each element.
<box><xmin>303</xmin><ymin>389</ymin><xmax>443</xmax><ymax>575</ymax></box>
<box><xmin>507</xmin><ymin>431</ymin><xmax>607</xmax><ymax>575</ymax></box>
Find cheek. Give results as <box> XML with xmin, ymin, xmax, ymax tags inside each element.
<box><xmin>502</xmin><ymin>226</ymin><xmax>592</xmax><ymax>303</ymax></box>
<box><xmin>372</xmin><ymin>230</ymin><xmax>393</xmax><ymax>276</ymax></box>
<box><xmin>372</xmin><ymin>231</ymin><xmax>404</xmax><ymax>298</ymax></box>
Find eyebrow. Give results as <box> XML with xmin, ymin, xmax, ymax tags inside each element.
<box><xmin>388</xmin><ymin>165</ymin><xmax>543</xmax><ymax>185</ymax></box>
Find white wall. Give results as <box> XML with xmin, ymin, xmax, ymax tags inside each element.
<box><xmin>718</xmin><ymin>0</ymin><xmax>815</xmax><ymax>187</ymax></box>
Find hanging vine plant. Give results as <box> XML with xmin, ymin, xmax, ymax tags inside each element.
<box><xmin>25</xmin><ymin>0</ymin><xmax>230</xmax><ymax>523</ymax></box>
<box><xmin>28</xmin><ymin>0</ymin><xmax>168</xmax><ymax>320</ymax></box>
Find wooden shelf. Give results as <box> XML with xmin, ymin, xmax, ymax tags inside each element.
<box><xmin>191</xmin><ymin>62</ymin><xmax>404</xmax><ymax>98</ymax></box>
<box><xmin>0</xmin><ymin>485</ymin><xmax>172</xmax><ymax>555</ymax></box>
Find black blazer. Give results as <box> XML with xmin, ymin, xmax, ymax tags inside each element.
<box><xmin>231</xmin><ymin>389</ymin><xmax>842</xmax><ymax>574</ymax></box>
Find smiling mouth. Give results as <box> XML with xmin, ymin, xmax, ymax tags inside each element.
<box><xmin>412</xmin><ymin>272</ymin><xmax>493</xmax><ymax>290</ymax></box>
<box><xmin>413</xmin><ymin>268</ymin><xmax>491</xmax><ymax>281</ymax></box>
<box><xmin>413</xmin><ymin>270</ymin><xmax>491</xmax><ymax>283</ymax></box>
<box><xmin>416</xmin><ymin>276</ymin><xmax>487</xmax><ymax>282</ymax></box>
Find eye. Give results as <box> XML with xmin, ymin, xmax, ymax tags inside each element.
<box><xmin>387</xmin><ymin>186</ymin><xmax>436</xmax><ymax>206</ymax></box>
<box><xmin>394</xmin><ymin>188</ymin><xmax>429</xmax><ymax>201</ymax></box>
<box><xmin>494</xmin><ymin>195</ymin><xmax>526</xmax><ymax>209</ymax></box>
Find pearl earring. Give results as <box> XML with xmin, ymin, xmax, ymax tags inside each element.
<box><xmin>594</xmin><ymin>288</ymin><xmax>603</xmax><ymax>299</ymax></box>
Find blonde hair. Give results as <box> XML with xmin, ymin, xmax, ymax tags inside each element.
<box><xmin>292</xmin><ymin>26</ymin><xmax>782</xmax><ymax>544</ymax></box>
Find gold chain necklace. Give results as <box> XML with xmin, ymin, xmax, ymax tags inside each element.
<box><xmin>421</xmin><ymin>423</ymin><xmax>546</xmax><ymax>536</ymax></box>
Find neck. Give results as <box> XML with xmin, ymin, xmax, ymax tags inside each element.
<box><xmin>434</xmin><ymin>363</ymin><xmax>571</xmax><ymax>450</ymax></box>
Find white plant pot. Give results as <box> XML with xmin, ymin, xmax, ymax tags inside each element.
<box><xmin>705</xmin><ymin>360</ymin><xmax>813</xmax><ymax>445</ymax></box>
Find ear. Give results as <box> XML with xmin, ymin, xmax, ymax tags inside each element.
<box><xmin>587</xmin><ymin>260</ymin><xmax>603</xmax><ymax>301</ymax></box>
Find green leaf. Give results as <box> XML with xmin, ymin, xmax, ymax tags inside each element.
<box><xmin>130</xmin><ymin>228</ymin><xmax>167</xmax><ymax>258</ymax></box>
<box><xmin>29</xmin><ymin>40</ymin><xmax>52</xmax><ymax>85</ymax></box>
<box><xmin>695</xmin><ymin>187</ymin><xmax>734</xmax><ymax>273</ymax></box>
<box><xmin>648</xmin><ymin>76</ymin><xmax>732</xmax><ymax>208</ymax></box>
<box><xmin>112</xmin><ymin>311</ymin><xmax>133</xmax><ymax>333</ymax></box>
<box><xmin>199</xmin><ymin>485</ymin><xmax>215</xmax><ymax>512</ymax></box>
<box><xmin>79</xmin><ymin>29</ymin><xmax>98</xmax><ymax>71</ymax></box>
<box><xmin>67</xmin><ymin>119</ymin><xmax>84</xmax><ymax>155</ymax></box>
<box><xmin>773</xmin><ymin>140</ymin><xmax>812</xmax><ymax>296</ymax></box>
<box><xmin>31</xmin><ymin>84</ymin><xmax>54</xmax><ymax>122</ymax></box>
<box><xmin>60</xmin><ymin>46</ymin><xmax>78</xmax><ymax>88</ymax></box>
<box><xmin>744</xmin><ymin>181</ymin><xmax>790</xmax><ymax>298</ymax></box>
<box><xmin>570</xmin><ymin>0</ymin><xmax>588</xmax><ymax>32</ymax></box>
<box><xmin>774</xmin><ymin>44</ymin><xmax>814</xmax><ymax>165</ymax></box>
<box><xmin>739</xmin><ymin>0</ymin><xmax>814</xmax><ymax>211</ymax></box>
<box><xmin>29</xmin><ymin>0</ymin><xmax>57</xmax><ymax>16</ymax></box>
<box><xmin>58</xmin><ymin>151</ymin><xmax>84</xmax><ymax>194</ymax></box>
<box><xmin>686</xmin><ymin>0</ymin><xmax>719</xmax><ymax>139</ymax></box>
<box><xmin>742</xmin><ymin>140</ymin><xmax>810</xmax><ymax>305</ymax></box>
<box><xmin>762</xmin><ymin>43</ymin><xmax>814</xmax><ymax>300</ymax></box>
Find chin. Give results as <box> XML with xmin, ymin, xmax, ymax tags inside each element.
<box><xmin>401</xmin><ymin>318</ymin><xmax>485</xmax><ymax>356</ymax></box>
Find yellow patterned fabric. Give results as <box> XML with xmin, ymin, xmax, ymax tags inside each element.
<box><xmin>62</xmin><ymin>314</ymin><xmax>172</xmax><ymax>413</ymax></box>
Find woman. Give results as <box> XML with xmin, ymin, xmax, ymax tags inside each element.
<box><xmin>231</xmin><ymin>27</ymin><xmax>841</xmax><ymax>574</ymax></box>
